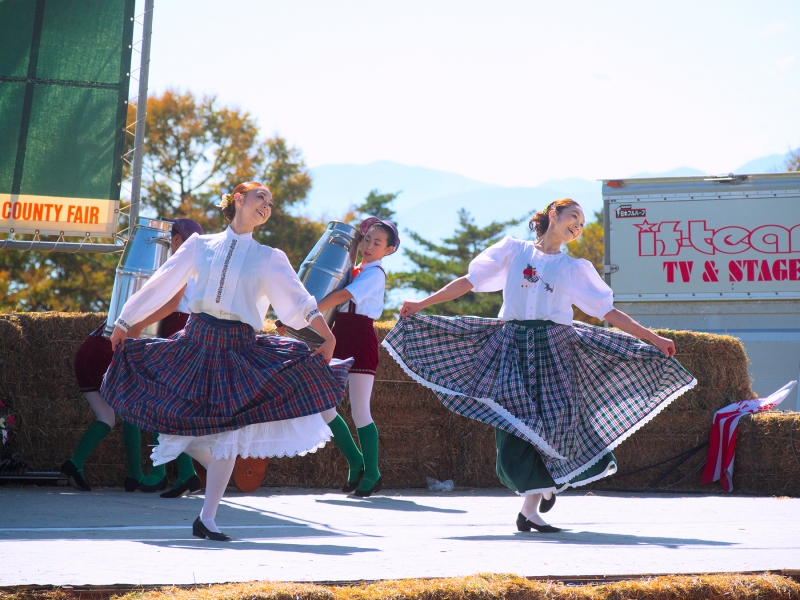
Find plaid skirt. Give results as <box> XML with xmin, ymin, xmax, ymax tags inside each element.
<box><xmin>102</xmin><ymin>312</ymin><xmax>352</xmax><ymax>460</ymax></box>
<box><xmin>382</xmin><ymin>315</ymin><xmax>696</xmax><ymax>488</ymax></box>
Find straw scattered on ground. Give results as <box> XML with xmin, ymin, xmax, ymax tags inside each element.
<box><xmin>3</xmin><ymin>573</ymin><xmax>800</xmax><ymax>600</ymax></box>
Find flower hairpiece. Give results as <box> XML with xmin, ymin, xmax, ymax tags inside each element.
<box><xmin>217</xmin><ymin>193</ymin><xmax>233</xmax><ymax>209</ymax></box>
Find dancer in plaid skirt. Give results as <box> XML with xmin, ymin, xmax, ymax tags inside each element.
<box><xmin>384</xmin><ymin>198</ymin><xmax>696</xmax><ymax>533</ymax></box>
<box><xmin>103</xmin><ymin>182</ymin><xmax>351</xmax><ymax>542</ymax></box>
<box><xmin>63</xmin><ymin>218</ymin><xmax>205</xmax><ymax>497</ymax></box>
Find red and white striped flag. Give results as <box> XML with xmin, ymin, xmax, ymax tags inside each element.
<box><xmin>701</xmin><ymin>381</ymin><xmax>797</xmax><ymax>492</ymax></box>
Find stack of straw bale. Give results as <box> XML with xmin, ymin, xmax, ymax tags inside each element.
<box><xmin>0</xmin><ymin>313</ymin><xmax>157</xmax><ymax>486</ymax></box>
<box><xmin>1</xmin><ymin>313</ymin><xmax>798</xmax><ymax>495</ymax></box>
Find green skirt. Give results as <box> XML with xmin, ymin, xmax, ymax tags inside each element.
<box><xmin>496</xmin><ymin>428</ymin><xmax>617</xmax><ymax>494</ymax></box>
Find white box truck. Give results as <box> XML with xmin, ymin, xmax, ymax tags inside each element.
<box><xmin>602</xmin><ymin>173</ymin><xmax>800</xmax><ymax>409</ymax></box>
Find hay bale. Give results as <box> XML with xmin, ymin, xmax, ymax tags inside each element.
<box><xmin>735</xmin><ymin>412</ymin><xmax>800</xmax><ymax>496</ymax></box>
<box><xmin>653</xmin><ymin>328</ymin><xmax>755</xmax><ymax>412</ymax></box>
<box><xmin>0</xmin><ymin>313</ymin><xmax>158</xmax><ymax>485</ymax></box>
<box><xmin>5</xmin><ymin>313</ymin><xmax>794</xmax><ymax>496</ymax></box>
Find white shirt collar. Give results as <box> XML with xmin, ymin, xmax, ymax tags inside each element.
<box><xmin>225</xmin><ymin>227</ymin><xmax>253</xmax><ymax>241</ymax></box>
<box><xmin>360</xmin><ymin>259</ymin><xmax>383</xmax><ymax>270</ymax></box>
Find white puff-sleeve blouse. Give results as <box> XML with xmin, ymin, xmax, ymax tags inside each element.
<box><xmin>115</xmin><ymin>228</ymin><xmax>320</xmax><ymax>332</ymax></box>
<box><xmin>465</xmin><ymin>236</ymin><xmax>615</xmax><ymax>325</ymax></box>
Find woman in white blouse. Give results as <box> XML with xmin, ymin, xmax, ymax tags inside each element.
<box><xmin>383</xmin><ymin>198</ymin><xmax>695</xmax><ymax>533</ymax></box>
<box><xmin>103</xmin><ymin>182</ymin><xmax>351</xmax><ymax>541</ymax></box>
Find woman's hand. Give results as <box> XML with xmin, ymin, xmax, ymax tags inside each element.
<box><xmin>127</xmin><ymin>324</ymin><xmax>144</xmax><ymax>339</ymax></box>
<box><xmin>308</xmin><ymin>315</ymin><xmax>336</xmax><ymax>362</ymax></box>
<box><xmin>604</xmin><ymin>309</ymin><xmax>676</xmax><ymax>358</ymax></box>
<box><xmin>310</xmin><ymin>336</ymin><xmax>336</xmax><ymax>363</ymax></box>
<box><xmin>399</xmin><ymin>300</ymin><xmax>425</xmax><ymax>318</ymax></box>
<box><xmin>398</xmin><ymin>277</ymin><xmax>474</xmax><ymax>319</ymax></box>
<box><xmin>109</xmin><ymin>326</ymin><xmax>127</xmax><ymax>351</ymax></box>
<box><xmin>652</xmin><ymin>335</ymin><xmax>676</xmax><ymax>357</ymax></box>
<box><xmin>275</xmin><ymin>324</ymin><xmax>288</xmax><ymax>336</ymax></box>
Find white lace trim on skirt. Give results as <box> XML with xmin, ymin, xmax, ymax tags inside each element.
<box><xmin>150</xmin><ymin>413</ymin><xmax>332</xmax><ymax>465</ymax></box>
<box><xmin>518</xmin><ymin>457</ymin><xmax>618</xmax><ymax>496</ymax></box>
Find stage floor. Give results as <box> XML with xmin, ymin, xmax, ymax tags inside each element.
<box><xmin>1</xmin><ymin>486</ymin><xmax>798</xmax><ymax>586</ymax></box>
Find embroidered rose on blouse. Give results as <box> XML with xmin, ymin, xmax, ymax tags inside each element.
<box><xmin>523</xmin><ymin>264</ymin><xmax>539</xmax><ymax>283</ymax></box>
<box><xmin>522</xmin><ymin>264</ymin><xmax>554</xmax><ymax>292</ymax></box>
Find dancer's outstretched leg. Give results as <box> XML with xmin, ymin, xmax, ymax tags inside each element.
<box><xmin>350</xmin><ymin>374</ymin><xmax>381</xmax><ymax>496</ymax></box>
<box><xmin>321</xmin><ymin>407</ymin><xmax>364</xmax><ymax>491</ymax></box>
<box><xmin>121</xmin><ymin>421</ymin><xmax>144</xmax><ymax>491</ymax></box>
<box><xmin>518</xmin><ymin>493</ymin><xmax>561</xmax><ymax>532</ymax></box>
<box><xmin>138</xmin><ymin>432</ymin><xmax>167</xmax><ymax>491</ymax></box>
<box><xmin>61</xmin><ymin>392</ymin><xmax>114</xmax><ymax>491</ymax></box>
<box><xmin>197</xmin><ymin>456</ymin><xmax>236</xmax><ymax>538</ymax></box>
<box><xmin>160</xmin><ymin>452</ymin><xmax>202</xmax><ymax>498</ymax></box>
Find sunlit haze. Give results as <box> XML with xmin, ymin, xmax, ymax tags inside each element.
<box><xmin>145</xmin><ymin>1</ymin><xmax>800</xmax><ymax>186</ymax></box>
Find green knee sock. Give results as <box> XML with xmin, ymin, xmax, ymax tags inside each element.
<box><xmin>356</xmin><ymin>422</ymin><xmax>380</xmax><ymax>491</ymax></box>
<box><xmin>121</xmin><ymin>421</ymin><xmax>144</xmax><ymax>482</ymax></box>
<box><xmin>141</xmin><ymin>431</ymin><xmax>166</xmax><ymax>485</ymax></box>
<box><xmin>70</xmin><ymin>421</ymin><xmax>112</xmax><ymax>473</ymax></box>
<box><xmin>328</xmin><ymin>414</ymin><xmax>363</xmax><ymax>482</ymax></box>
<box><xmin>174</xmin><ymin>452</ymin><xmax>197</xmax><ymax>486</ymax></box>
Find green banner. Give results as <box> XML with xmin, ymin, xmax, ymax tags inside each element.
<box><xmin>0</xmin><ymin>0</ymin><xmax>135</xmax><ymax>236</ymax></box>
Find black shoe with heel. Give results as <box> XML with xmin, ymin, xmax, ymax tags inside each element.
<box><xmin>539</xmin><ymin>493</ymin><xmax>556</xmax><ymax>513</ymax></box>
<box><xmin>60</xmin><ymin>460</ymin><xmax>91</xmax><ymax>492</ymax></box>
<box><xmin>161</xmin><ymin>475</ymin><xmax>203</xmax><ymax>498</ymax></box>
<box><xmin>342</xmin><ymin>467</ymin><xmax>364</xmax><ymax>493</ymax></box>
<box><xmin>353</xmin><ymin>476</ymin><xmax>383</xmax><ymax>498</ymax></box>
<box><xmin>192</xmin><ymin>517</ymin><xmax>232</xmax><ymax>542</ymax></box>
<box><xmin>516</xmin><ymin>512</ymin><xmax>562</xmax><ymax>533</ymax></box>
<box><xmin>137</xmin><ymin>476</ymin><xmax>168</xmax><ymax>493</ymax></box>
<box><xmin>123</xmin><ymin>477</ymin><xmax>141</xmax><ymax>492</ymax></box>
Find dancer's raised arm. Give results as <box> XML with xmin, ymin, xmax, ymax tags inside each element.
<box><xmin>399</xmin><ymin>277</ymin><xmax>473</xmax><ymax>318</ymax></box>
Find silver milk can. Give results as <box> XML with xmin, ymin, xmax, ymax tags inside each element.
<box><xmin>104</xmin><ymin>217</ymin><xmax>172</xmax><ymax>337</ymax></box>
<box><xmin>285</xmin><ymin>220</ymin><xmax>360</xmax><ymax>345</ymax></box>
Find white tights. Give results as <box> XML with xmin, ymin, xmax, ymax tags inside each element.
<box><xmin>321</xmin><ymin>373</ymin><xmax>375</xmax><ymax>428</ymax></box>
<box><xmin>520</xmin><ymin>491</ymin><xmax>553</xmax><ymax>526</ymax></box>
<box><xmin>84</xmin><ymin>391</ymin><xmax>115</xmax><ymax>427</ymax></box>
<box><xmin>183</xmin><ymin>446</ymin><xmax>235</xmax><ymax>533</ymax></box>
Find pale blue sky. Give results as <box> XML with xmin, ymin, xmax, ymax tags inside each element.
<box><xmin>142</xmin><ymin>1</ymin><xmax>800</xmax><ymax>186</ymax></box>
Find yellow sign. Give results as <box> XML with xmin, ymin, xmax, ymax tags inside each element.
<box><xmin>0</xmin><ymin>195</ymin><xmax>118</xmax><ymax>237</ymax></box>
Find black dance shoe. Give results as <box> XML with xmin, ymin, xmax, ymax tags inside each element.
<box><xmin>123</xmin><ymin>477</ymin><xmax>141</xmax><ymax>492</ymax></box>
<box><xmin>192</xmin><ymin>517</ymin><xmax>232</xmax><ymax>542</ymax></box>
<box><xmin>60</xmin><ymin>460</ymin><xmax>91</xmax><ymax>492</ymax></box>
<box><xmin>516</xmin><ymin>512</ymin><xmax>562</xmax><ymax>533</ymax></box>
<box><xmin>353</xmin><ymin>476</ymin><xmax>383</xmax><ymax>498</ymax></box>
<box><xmin>137</xmin><ymin>476</ymin><xmax>168</xmax><ymax>493</ymax></box>
<box><xmin>341</xmin><ymin>467</ymin><xmax>364</xmax><ymax>493</ymax></box>
<box><xmin>161</xmin><ymin>475</ymin><xmax>203</xmax><ymax>498</ymax></box>
<box><xmin>539</xmin><ymin>493</ymin><xmax>556</xmax><ymax>513</ymax></box>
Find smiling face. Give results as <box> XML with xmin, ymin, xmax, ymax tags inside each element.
<box><xmin>360</xmin><ymin>225</ymin><xmax>395</xmax><ymax>264</ymax></box>
<box><xmin>549</xmin><ymin>203</ymin><xmax>585</xmax><ymax>243</ymax></box>
<box><xmin>233</xmin><ymin>186</ymin><xmax>273</xmax><ymax>231</ymax></box>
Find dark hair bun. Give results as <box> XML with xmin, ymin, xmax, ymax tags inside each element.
<box><xmin>528</xmin><ymin>198</ymin><xmax>579</xmax><ymax>238</ymax></box>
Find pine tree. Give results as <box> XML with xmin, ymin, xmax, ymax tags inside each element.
<box><xmin>389</xmin><ymin>209</ymin><xmax>524</xmax><ymax>317</ymax></box>
<box><xmin>354</xmin><ymin>189</ymin><xmax>398</xmax><ymax>221</ymax></box>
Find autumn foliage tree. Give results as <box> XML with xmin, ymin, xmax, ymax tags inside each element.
<box><xmin>0</xmin><ymin>90</ymin><xmax>324</xmax><ymax>311</ymax></box>
<box><xmin>140</xmin><ymin>90</ymin><xmax>322</xmax><ymax>267</ymax></box>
